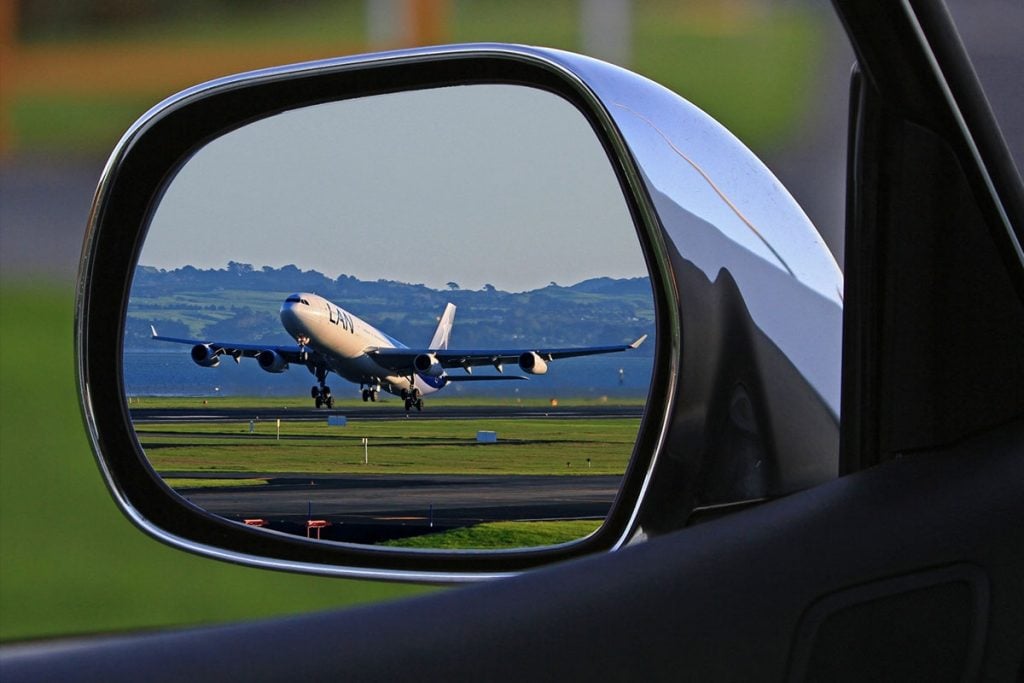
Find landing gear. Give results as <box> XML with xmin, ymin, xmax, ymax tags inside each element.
<box><xmin>360</xmin><ymin>388</ymin><xmax>380</xmax><ymax>402</ymax></box>
<box><xmin>403</xmin><ymin>387</ymin><xmax>422</xmax><ymax>412</ymax></box>
<box><xmin>311</xmin><ymin>366</ymin><xmax>333</xmax><ymax>409</ymax></box>
<box><xmin>312</xmin><ymin>385</ymin><xmax>333</xmax><ymax>409</ymax></box>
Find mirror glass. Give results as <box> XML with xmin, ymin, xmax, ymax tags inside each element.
<box><xmin>124</xmin><ymin>84</ymin><xmax>654</xmax><ymax>550</ymax></box>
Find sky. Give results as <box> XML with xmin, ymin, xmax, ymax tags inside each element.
<box><xmin>141</xmin><ymin>84</ymin><xmax>649</xmax><ymax>292</ymax></box>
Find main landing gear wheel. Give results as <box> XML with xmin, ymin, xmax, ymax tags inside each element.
<box><xmin>311</xmin><ymin>365</ymin><xmax>333</xmax><ymax>409</ymax></box>
<box><xmin>401</xmin><ymin>384</ymin><xmax>422</xmax><ymax>411</ymax></box>
<box><xmin>361</xmin><ymin>389</ymin><xmax>381</xmax><ymax>403</ymax></box>
<box><xmin>402</xmin><ymin>386</ymin><xmax>423</xmax><ymax>411</ymax></box>
<box><xmin>312</xmin><ymin>384</ymin><xmax>333</xmax><ymax>409</ymax></box>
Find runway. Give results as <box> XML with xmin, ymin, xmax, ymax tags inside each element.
<box><xmin>168</xmin><ymin>472</ymin><xmax>621</xmax><ymax>544</ymax></box>
<box><xmin>139</xmin><ymin>404</ymin><xmax>636</xmax><ymax>543</ymax></box>
<box><xmin>132</xmin><ymin>404</ymin><xmax>645</xmax><ymax>423</ymax></box>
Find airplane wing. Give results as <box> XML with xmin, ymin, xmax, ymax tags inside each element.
<box><xmin>149</xmin><ymin>326</ymin><xmax>320</xmax><ymax>367</ymax></box>
<box><xmin>368</xmin><ymin>335</ymin><xmax>648</xmax><ymax>374</ymax></box>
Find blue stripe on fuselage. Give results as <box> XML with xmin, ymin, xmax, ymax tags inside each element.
<box><xmin>418</xmin><ymin>373</ymin><xmax>448</xmax><ymax>390</ymax></box>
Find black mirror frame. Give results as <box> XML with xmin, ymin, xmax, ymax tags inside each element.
<box><xmin>76</xmin><ymin>48</ymin><xmax>680</xmax><ymax>580</ymax></box>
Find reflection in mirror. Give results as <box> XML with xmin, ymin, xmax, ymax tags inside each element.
<box><xmin>124</xmin><ymin>84</ymin><xmax>654</xmax><ymax>550</ymax></box>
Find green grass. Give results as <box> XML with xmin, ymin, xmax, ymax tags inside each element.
<box><xmin>135</xmin><ymin>417</ymin><xmax>638</xmax><ymax>476</ymax></box>
<box><xmin>12</xmin><ymin>2</ymin><xmax>822</xmax><ymax>154</ymax></box>
<box><xmin>452</xmin><ymin>1</ymin><xmax>821</xmax><ymax>149</ymax></box>
<box><xmin>0</xmin><ymin>282</ymin><xmax>431</xmax><ymax>642</ymax></box>
<box><xmin>631</xmin><ymin>4</ymin><xmax>821</xmax><ymax>149</ymax></box>
<box><xmin>12</xmin><ymin>95</ymin><xmax>159</xmax><ymax>155</ymax></box>
<box><xmin>162</xmin><ymin>478</ymin><xmax>268</xmax><ymax>489</ymax></box>
<box><xmin>382</xmin><ymin>520</ymin><xmax>603</xmax><ymax>550</ymax></box>
<box><xmin>129</xmin><ymin>288</ymin><xmax>293</xmax><ymax>338</ymax></box>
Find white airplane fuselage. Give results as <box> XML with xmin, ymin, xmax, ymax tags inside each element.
<box><xmin>279</xmin><ymin>292</ymin><xmax>442</xmax><ymax>397</ymax></box>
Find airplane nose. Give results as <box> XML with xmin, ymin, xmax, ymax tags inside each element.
<box><xmin>280</xmin><ymin>293</ymin><xmax>320</xmax><ymax>341</ymax></box>
<box><xmin>279</xmin><ymin>298</ymin><xmax>305</xmax><ymax>337</ymax></box>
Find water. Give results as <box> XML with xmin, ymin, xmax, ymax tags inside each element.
<box><xmin>123</xmin><ymin>350</ymin><xmax>654</xmax><ymax>400</ymax></box>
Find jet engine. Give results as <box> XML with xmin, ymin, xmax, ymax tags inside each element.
<box><xmin>257</xmin><ymin>350</ymin><xmax>289</xmax><ymax>373</ymax></box>
<box><xmin>518</xmin><ymin>351</ymin><xmax>549</xmax><ymax>375</ymax></box>
<box><xmin>190</xmin><ymin>344</ymin><xmax>220</xmax><ymax>368</ymax></box>
<box><xmin>413</xmin><ymin>353</ymin><xmax>445</xmax><ymax>377</ymax></box>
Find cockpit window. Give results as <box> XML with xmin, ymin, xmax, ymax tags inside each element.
<box><xmin>285</xmin><ymin>295</ymin><xmax>310</xmax><ymax>305</ymax></box>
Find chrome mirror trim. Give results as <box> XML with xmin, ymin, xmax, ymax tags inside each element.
<box><xmin>78</xmin><ymin>43</ymin><xmax>841</xmax><ymax>581</ymax></box>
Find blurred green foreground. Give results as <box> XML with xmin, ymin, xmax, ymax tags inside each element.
<box><xmin>0</xmin><ymin>284</ymin><xmax>429</xmax><ymax>642</ymax></box>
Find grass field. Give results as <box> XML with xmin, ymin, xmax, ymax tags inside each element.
<box><xmin>11</xmin><ymin>2</ymin><xmax>822</xmax><ymax>155</ymax></box>
<box><xmin>137</xmin><ymin>408</ymin><xmax>632</xmax><ymax>551</ymax></box>
<box><xmin>135</xmin><ymin>416</ymin><xmax>639</xmax><ymax>476</ymax></box>
<box><xmin>382</xmin><ymin>520</ymin><xmax>603</xmax><ymax>550</ymax></box>
<box><xmin>0</xmin><ymin>283</ymin><xmax>431</xmax><ymax>642</ymax></box>
<box><xmin>162</xmin><ymin>477</ymin><xmax>269</xmax><ymax>489</ymax></box>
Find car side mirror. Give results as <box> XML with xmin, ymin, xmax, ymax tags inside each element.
<box><xmin>78</xmin><ymin>44</ymin><xmax>842</xmax><ymax>581</ymax></box>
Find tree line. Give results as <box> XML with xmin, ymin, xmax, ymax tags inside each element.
<box><xmin>127</xmin><ymin>263</ymin><xmax>655</xmax><ymax>351</ymax></box>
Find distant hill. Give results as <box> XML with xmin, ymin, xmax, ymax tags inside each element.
<box><xmin>126</xmin><ymin>263</ymin><xmax>655</xmax><ymax>352</ymax></box>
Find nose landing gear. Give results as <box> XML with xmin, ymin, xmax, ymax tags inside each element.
<box><xmin>361</xmin><ymin>387</ymin><xmax>380</xmax><ymax>402</ymax></box>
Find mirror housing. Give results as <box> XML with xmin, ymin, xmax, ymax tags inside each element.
<box><xmin>78</xmin><ymin>44</ymin><xmax>842</xmax><ymax>580</ymax></box>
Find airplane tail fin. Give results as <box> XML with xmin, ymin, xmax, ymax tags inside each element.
<box><xmin>428</xmin><ymin>303</ymin><xmax>457</xmax><ymax>350</ymax></box>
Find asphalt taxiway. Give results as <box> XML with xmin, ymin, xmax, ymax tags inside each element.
<box><xmin>167</xmin><ymin>472</ymin><xmax>622</xmax><ymax>544</ymax></box>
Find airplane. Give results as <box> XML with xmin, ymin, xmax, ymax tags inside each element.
<box><xmin>150</xmin><ymin>292</ymin><xmax>647</xmax><ymax>411</ymax></box>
